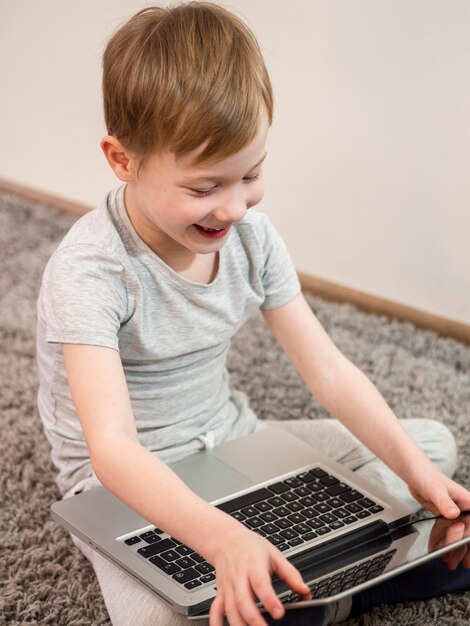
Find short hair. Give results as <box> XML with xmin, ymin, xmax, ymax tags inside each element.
<box><xmin>102</xmin><ymin>2</ymin><xmax>273</xmax><ymax>176</ymax></box>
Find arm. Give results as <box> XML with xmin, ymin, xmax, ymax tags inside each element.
<box><xmin>262</xmin><ymin>293</ymin><xmax>470</xmax><ymax>518</ymax></box>
<box><xmin>63</xmin><ymin>343</ymin><xmax>308</xmax><ymax>626</ymax></box>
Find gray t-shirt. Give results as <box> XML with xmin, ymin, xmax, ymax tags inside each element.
<box><xmin>36</xmin><ymin>184</ymin><xmax>300</xmax><ymax>496</ymax></box>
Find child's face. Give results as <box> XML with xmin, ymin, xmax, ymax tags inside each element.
<box><xmin>123</xmin><ymin>115</ymin><xmax>269</xmax><ymax>259</ymax></box>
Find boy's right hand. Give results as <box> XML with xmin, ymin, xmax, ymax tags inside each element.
<box><xmin>208</xmin><ymin>525</ymin><xmax>309</xmax><ymax>626</ymax></box>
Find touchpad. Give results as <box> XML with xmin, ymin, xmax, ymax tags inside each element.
<box><xmin>168</xmin><ymin>452</ymin><xmax>252</xmax><ymax>502</ymax></box>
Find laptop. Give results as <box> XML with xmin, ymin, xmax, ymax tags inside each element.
<box><xmin>51</xmin><ymin>425</ymin><xmax>470</xmax><ymax>619</ymax></box>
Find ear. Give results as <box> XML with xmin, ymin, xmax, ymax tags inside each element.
<box><xmin>100</xmin><ymin>136</ymin><xmax>138</xmax><ymax>182</ymax></box>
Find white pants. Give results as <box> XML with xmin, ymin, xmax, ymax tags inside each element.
<box><xmin>70</xmin><ymin>418</ymin><xmax>457</xmax><ymax>626</ymax></box>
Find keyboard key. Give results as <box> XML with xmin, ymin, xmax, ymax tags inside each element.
<box><xmin>358</xmin><ymin>498</ymin><xmax>376</xmax><ymax>508</ymax></box>
<box><xmin>217</xmin><ymin>487</ymin><xmax>274</xmax><ymax>514</ymax></box>
<box><xmin>200</xmin><ymin>573</ymin><xmax>216</xmax><ymax>584</ymax></box>
<box><xmin>294</xmin><ymin>487</ymin><xmax>311</xmax><ymax>497</ymax></box>
<box><xmin>241</xmin><ymin>506</ymin><xmax>258</xmax><ymax>517</ymax></box>
<box><xmin>329</xmin><ymin>521</ymin><xmax>345</xmax><ymax>530</ymax></box>
<box><xmin>334</xmin><ymin>508</ymin><xmax>350</xmax><ymax>519</ymax></box>
<box><xmin>312</xmin><ymin>492</ymin><xmax>330</xmax><ymax>502</ymax></box>
<box><xmin>173</xmin><ymin>568</ymin><xmax>200</xmax><ymax>584</ymax></box>
<box><xmin>175</xmin><ymin>545</ymin><xmax>193</xmax><ymax>557</ymax></box>
<box><xmin>303</xmin><ymin>531</ymin><xmax>317</xmax><ymax>541</ymax></box>
<box><xmin>325</xmin><ymin>483</ymin><xmax>351</xmax><ymax>497</ymax></box>
<box><xmin>343</xmin><ymin>515</ymin><xmax>358</xmax><ymax>525</ymax></box>
<box><xmin>285</xmin><ymin>477</ymin><xmax>303</xmax><ymax>488</ymax></box>
<box><xmin>140</xmin><ymin>531</ymin><xmax>160</xmax><ymax>544</ymax></box>
<box><xmin>286</xmin><ymin>502</ymin><xmax>303</xmax><ymax>512</ymax></box>
<box><xmin>124</xmin><ymin>536</ymin><xmax>141</xmax><ymax>545</ymax></box>
<box><xmin>246</xmin><ymin>517</ymin><xmax>264</xmax><ymax>528</ymax></box>
<box><xmin>161</xmin><ymin>549</ymin><xmax>179</xmax><ymax>561</ymax></box>
<box><xmin>150</xmin><ymin>555</ymin><xmax>181</xmax><ymax>574</ymax></box>
<box><xmin>231</xmin><ymin>511</ymin><xmax>246</xmax><ymax>521</ymax></box>
<box><xmin>280</xmin><ymin>529</ymin><xmax>299</xmax><ymax>541</ymax></box>
<box><xmin>369</xmin><ymin>505</ymin><xmax>385</xmax><ymax>514</ymax></box>
<box><xmin>340</xmin><ymin>490</ymin><xmax>363</xmax><ymax>503</ymax></box>
<box><xmin>319</xmin><ymin>475</ymin><xmax>339</xmax><ymax>487</ymax></box>
<box><xmin>287</xmin><ymin>512</ymin><xmax>306</xmax><ymax>524</ymax></box>
<box><xmin>299</xmin><ymin>496</ymin><xmax>316</xmax><ymax>507</ymax></box>
<box><xmin>255</xmin><ymin>501</ymin><xmax>273</xmax><ymax>512</ymax></box>
<box><xmin>267</xmin><ymin>534</ymin><xmax>284</xmax><ymax>546</ymax></box>
<box><xmin>268</xmin><ymin>496</ymin><xmax>285</xmax><ymax>507</ymax></box>
<box><xmin>328</xmin><ymin>498</ymin><xmax>344</xmax><ymax>508</ymax></box>
<box><xmin>319</xmin><ymin>512</ymin><xmax>338</xmax><ymax>524</ymax></box>
<box><xmin>356</xmin><ymin>510</ymin><xmax>372</xmax><ymax>519</ymax></box>
<box><xmin>274</xmin><ymin>518</ymin><xmax>292</xmax><ymax>530</ymax></box>
<box><xmin>278</xmin><ymin>543</ymin><xmax>290</xmax><ymax>551</ymax></box>
<box><xmin>195</xmin><ymin>562</ymin><xmax>215</xmax><ymax>575</ymax></box>
<box><xmin>281</xmin><ymin>492</ymin><xmax>299</xmax><ymax>502</ymax></box>
<box><xmin>301</xmin><ymin>508</ymin><xmax>320</xmax><ymax>519</ymax></box>
<box><xmin>288</xmin><ymin>537</ymin><xmax>304</xmax><ymax>547</ymax></box>
<box><xmin>310</xmin><ymin>468</ymin><xmax>328</xmax><ymax>479</ymax></box>
<box><xmin>176</xmin><ymin>557</ymin><xmax>196</xmax><ymax>569</ymax></box>
<box><xmin>269</xmin><ymin>482</ymin><xmax>290</xmax><ymax>494</ymax></box>
<box><xmin>314</xmin><ymin>503</ymin><xmax>332</xmax><ymax>514</ymax></box>
<box><xmin>306</xmin><ymin>518</ymin><xmax>325</xmax><ymax>530</ymax></box>
<box><xmin>316</xmin><ymin>527</ymin><xmax>332</xmax><ymax>536</ymax></box>
<box><xmin>137</xmin><ymin>538</ymin><xmax>176</xmax><ymax>558</ymax></box>
<box><xmin>293</xmin><ymin>523</ymin><xmax>311</xmax><ymax>535</ymax></box>
<box><xmin>260</xmin><ymin>511</ymin><xmax>277</xmax><ymax>523</ymax></box>
<box><xmin>190</xmin><ymin>552</ymin><xmax>205</xmax><ymax>563</ymax></box>
<box><xmin>260</xmin><ymin>523</ymin><xmax>279</xmax><ymax>535</ymax></box>
<box><xmin>273</xmin><ymin>506</ymin><xmax>290</xmax><ymax>517</ymax></box>
<box><xmin>308</xmin><ymin>482</ymin><xmax>324</xmax><ymax>493</ymax></box>
<box><xmin>185</xmin><ymin>580</ymin><xmax>202</xmax><ymax>590</ymax></box>
<box><xmin>345</xmin><ymin>503</ymin><xmax>362</xmax><ymax>513</ymax></box>
<box><xmin>297</xmin><ymin>472</ymin><xmax>316</xmax><ymax>483</ymax></box>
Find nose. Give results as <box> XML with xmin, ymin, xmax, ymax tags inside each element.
<box><xmin>212</xmin><ymin>189</ymin><xmax>247</xmax><ymax>224</ymax></box>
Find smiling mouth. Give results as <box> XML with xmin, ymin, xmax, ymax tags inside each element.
<box><xmin>193</xmin><ymin>224</ymin><xmax>230</xmax><ymax>239</ymax></box>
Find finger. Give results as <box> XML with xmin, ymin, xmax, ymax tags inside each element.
<box><xmin>462</xmin><ymin>549</ymin><xmax>470</xmax><ymax>569</ymax></box>
<box><xmin>230</xmin><ymin>583</ymin><xmax>267</xmax><ymax>626</ymax></box>
<box><xmin>272</xmin><ymin>552</ymin><xmax>309</xmax><ymax>596</ymax></box>
<box><xmin>224</xmin><ymin>591</ymin><xmax>250</xmax><ymax>626</ymax></box>
<box><xmin>209</xmin><ymin>592</ymin><xmax>225</xmax><ymax>626</ymax></box>
<box><xmin>433</xmin><ymin>490</ymin><xmax>461</xmax><ymax>519</ymax></box>
<box><xmin>247</xmin><ymin>570</ymin><xmax>284</xmax><ymax>622</ymax></box>
<box><xmin>447</xmin><ymin>546</ymin><xmax>467</xmax><ymax>571</ymax></box>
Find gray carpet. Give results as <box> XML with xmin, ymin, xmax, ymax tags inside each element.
<box><xmin>1</xmin><ymin>190</ymin><xmax>469</xmax><ymax>625</ymax></box>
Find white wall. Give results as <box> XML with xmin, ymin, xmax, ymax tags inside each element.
<box><xmin>1</xmin><ymin>1</ymin><xmax>469</xmax><ymax>324</ymax></box>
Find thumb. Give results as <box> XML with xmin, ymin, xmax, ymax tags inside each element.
<box><xmin>432</xmin><ymin>487</ymin><xmax>460</xmax><ymax>519</ymax></box>
<box><xmin>273</xmin><ymin>552</ymin><xmax>309</xmax><ymax>595</ymax></box>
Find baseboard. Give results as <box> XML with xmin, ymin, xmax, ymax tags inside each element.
<box><xmin>1</xmin><ymin>176</ymin><xmax>468</xmax><ymax>344</ymax></box>
<box><xmin>299</xmin><ymin>272</ymin><xmax>470</xmax><ymax>345</ymax></box>
<box><xmin>0</xmin><ymin>177</ymin><xmax>91</xmax><ymax>216</ymax></box>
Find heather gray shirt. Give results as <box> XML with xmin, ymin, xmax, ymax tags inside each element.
<box><xmin>36</xmin><ymin>184</ymin><xmax>300</xmax><ymax>496</ymax></box>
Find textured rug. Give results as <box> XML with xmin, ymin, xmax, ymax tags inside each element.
<box><xmin>1</xmin><ymin>190</ymin><xmax>470</xmax><ymax>625</ymax></box>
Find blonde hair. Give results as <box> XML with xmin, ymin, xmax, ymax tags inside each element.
<box><xmin>102</xmin><ymin>2</ymin><xmax>273</xmax><ymax>176</ymax></box>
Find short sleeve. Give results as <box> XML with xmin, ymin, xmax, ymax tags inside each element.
<box><xmin>40</xmin><ymin>244</ymin><xmax>128</xmax><ymax>350</ymax></box>
<box><xmin>257</xmin><ymin>213</ymin><xmax>301</xmax><ymax>309</ymax></box>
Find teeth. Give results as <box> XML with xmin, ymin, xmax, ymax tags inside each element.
<box><xmin>200</xmin><ymin>226</ymin><xmax>222</xmax><ymax>232</ymax></box>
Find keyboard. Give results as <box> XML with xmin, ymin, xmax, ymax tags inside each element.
<box><xmin>285</xmin><ymin>548</ymin><xmax>397</xmax><ymax>603</ymax></box>
<box><xmin>120</xmin><ymin>466</ymin><xmax>384</xmax><ymax>591</ymax></box>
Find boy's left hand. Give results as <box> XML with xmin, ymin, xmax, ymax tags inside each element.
<box><xmin>408</xmin><ymin>465</ymin><xmax>470</xmax><ymax>519</ymax></box>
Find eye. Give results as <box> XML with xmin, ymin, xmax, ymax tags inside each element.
<box><xmin>189</xmin><ymin>186</ymin><xmax>218</xmax><ymax>198</ymax></box>
<box><xmin>243</xmin><ymin>172</ymin><xmax>261</xmax><ymax>184</ymax></box>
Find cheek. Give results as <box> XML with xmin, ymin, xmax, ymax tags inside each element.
<box><xmin>247</xmin><ymin>181</ymin><xmax>265</xmax><ymax>208</ymax></box>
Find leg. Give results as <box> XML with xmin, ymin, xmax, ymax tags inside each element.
<box><xmin>71</xmin><ymin>534</ymin><xmax>209</xmax><ymax>626</ymax></box>
<box><xmin>266</xmin><ymin>418</ymin><xmax>457</xmax><ymax>511</ymax></box>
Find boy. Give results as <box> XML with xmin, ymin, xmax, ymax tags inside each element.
<box><xmin>37</xmin><ymin>3</ymin><xmax>470</xmax><ymax>625</ymax></box>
